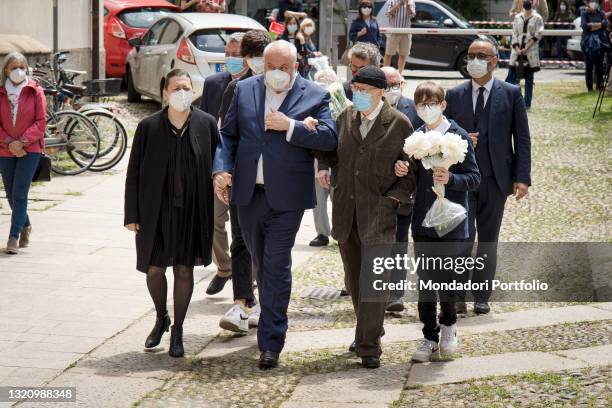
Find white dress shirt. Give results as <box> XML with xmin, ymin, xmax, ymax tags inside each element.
<box><xmin>257</xmin><ymin>77</ymin><xmax>297</xmax><ymax>184</ymax></box>
<box><xmin>471</xmin><ymin>77</ymin><xmax>494</xmax><ymax>113</ymax></box>
<box><xmin>359</xmin><ymin>100</ymin><xmax>384</xmax><ymax>139</ymax></box>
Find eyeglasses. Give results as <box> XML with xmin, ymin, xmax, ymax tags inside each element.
<box><xmin>386</xmin><ymin>83</ymin><xmax>403</xmax><ymax>92</ymax></box>
<box><xmin>466</xmin><ymin>53</ymin><xmax>496</xmax><ymax>61</ymax></box>
<box><xmin>415</xmin><ymin>102</ymin><xmax>441</xmax><ymax>109</ymax></box>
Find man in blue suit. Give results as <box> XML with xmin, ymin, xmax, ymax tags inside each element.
<box><xmin>213</xmin><ymin>40</ymin><xmax>338</xmax><ymax>369</ymax></box>
<box><xmin>198</xmin><ymin>32</ymin><xmax>248</xmax><ymax>296</ymax></box>
<box><xmin>445</xmin><ymin>38</ymin><xmax>531</xmax><ymax>315</ymax></box>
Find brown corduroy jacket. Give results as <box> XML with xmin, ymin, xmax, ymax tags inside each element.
<box><xmin>316</xmin><ymin>101</ymin><xmax>417</xmax><ymax>244</ymax></box>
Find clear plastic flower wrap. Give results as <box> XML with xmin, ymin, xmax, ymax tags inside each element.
<box><xmin>403</xmin><ymin>131</ymin><xmax>469</xmax><ymax>237</ymax></box>
<box><xmin>310</xmin><ymin>56</ymin><xmax>351</xmax><ymax>120</ymax></box>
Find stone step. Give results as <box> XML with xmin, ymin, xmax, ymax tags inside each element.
<box><xmin>198</xmin><ymin>303</ymin><xmax>612</xmax><ymax>359</ymax></box>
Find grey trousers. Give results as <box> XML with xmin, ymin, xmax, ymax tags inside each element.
<box><xmin>212</xmin><ymin>194</ymin><xmax>232</xmax><ymax>278</ymax></box>
<box><xmin>313</xmin><ymin>182</ymin><xmax>332</xmax><ymax>237</ymax></box>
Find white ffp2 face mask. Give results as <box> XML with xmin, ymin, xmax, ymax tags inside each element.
<box><xmin>247</xmin><ymin>57</ymin><xmax>265</xmax><ymax>75</ymax></box>
<box><xmin>417</xmin><ymin>105</ymin><xmax>443</xmax><ymax>125</ymax></box>
<box><xmin>384</xmin><ymin>90</ymin><xmax>402</xmax><ymax>107</ymax></box>
<box><xmin>467</xmin><ymin>58</ymin><xmax>489</xmax><ymax>79</ymax></box>
<box><xmin>168</xmin><ymin>89</ymin><xmax>192</xmax><ymax>112</ymax></box>
<box><xmin>265</xmin><ymin>69</ymin><xmax>292</xmax><ymax>92</ymax></box>
<box><xmin>9</xmin><ymin>68</ymin><xmax>26</xmax><ymax>84</ymax></box>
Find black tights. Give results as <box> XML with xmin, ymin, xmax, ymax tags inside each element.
<box><xmin>146</xmin><ymin>265</ymin><xmax>194</xmax><ymax>327</ymax></box>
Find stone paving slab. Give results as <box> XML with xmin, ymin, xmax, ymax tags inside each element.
<box><xmin>283</xmin><ymin>363</ymin><xmax>410</xmax><ymax>407</ymax></box>
<box><xmin>552</xmin><ymin>344</ymin><xmax>612</xmax><ymax>366</ymax></box>
<box><xmin>406</xmin><ymin>349</ymin><xmax>594</xmax><ymax>387</ymax></box>
<box><xmin>198</xmin><ymin>304</ymin><xmax>612</xmax><ymax>359</ymax></box>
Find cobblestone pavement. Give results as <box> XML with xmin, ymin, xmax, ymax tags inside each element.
<box><xmin>397</xmin><ymin>365</ymin><xmax>612</xmax><ymax>407</ymax></box>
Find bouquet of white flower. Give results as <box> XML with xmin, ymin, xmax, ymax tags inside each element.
<box><xmin>310</xmin><ymin>57</ymin><xmax>351</xmax><ymax>120</ymax></box>
<box><xmin>403</xmin><ymin>130</ymin><xmax>469</xmax><ymax>237</ymax></box>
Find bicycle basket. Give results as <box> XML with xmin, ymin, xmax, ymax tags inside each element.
<box><xmin>82</xmin><ymin>79</ymin><xmax>122</xmax><ymax>97</ymax></box>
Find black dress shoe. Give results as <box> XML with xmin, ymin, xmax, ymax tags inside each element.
<box><xmin>386</xmin><ymin>299</ymin><xmax>405</xmax><ymax>312</ymax></box>
<box><xmin>206</xmin><ymin>274</ymin><xmax>230</xmax><ymax>295</ymax></box>
<box><xmin>339</xmin><ymin>288</ymin><xmax>349</xmax><ymax>297</ymax></box>
<box><xmin>259</xmin><ymin>350</ymin><xmax>279</xmax><ymax>369</ymax></box>
<box><xmin>309</xmin><ymin>234</ymin><xmax>329</xmax><ymax>247</ymax></box>
<box><xmin>349</xmin><ymin>341</ymin><xmax>356</xmax><ymax>353</ymax></box>
<box><xmin>474</xmin><ymin>301</ymin><xmax>490</xmax><ymax>315</ymax></box>
<box><xmin>145</xmin><ymin>313</ymin><xmax>171</xmax><ymax>348</ymax></box>
<box><xmin>456</xmin><ymin>301</ymin><xmax>467</xmax><ymax>315</ymax></box>
<box><xmin>361</xmin><ymin>356</ymin><xmax>380</xmax><ymax>369</ymax></box>
<box><xmin>168</xmin><ymin>325</ymin><xmax>184</xmax><ymax>357</ymax></box>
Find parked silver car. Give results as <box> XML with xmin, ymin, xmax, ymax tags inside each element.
<box><xmin>125</xmin><ymin>13</ymin><xmax>265</xmax><ymax>103</ymax></box>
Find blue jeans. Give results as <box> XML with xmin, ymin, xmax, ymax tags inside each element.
<box><xmin>506</xmin><ymin>68</ymin><xmax>534</xmax><ymax>108</ymax></box>
<box><xmin>0</xmin><ymin>153</ymin><xmax>40</xmax><ymax>239</ymax></box>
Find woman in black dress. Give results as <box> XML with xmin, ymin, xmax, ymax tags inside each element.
<box><xmin>124</xmin><ymin>69</ymin><xmax>217</xmax><ymax>357</ymax></box>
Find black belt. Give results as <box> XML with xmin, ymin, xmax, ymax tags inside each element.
<box><xmin>255</xmin><ymin>184</ymin><xmax>265</xmax><ymax>191</ymax></box>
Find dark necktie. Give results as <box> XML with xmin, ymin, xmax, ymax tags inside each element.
<box><xmin>474</xmin><ymin>86</ymin><xmax>485</xmax><ymax>130</ymax></box>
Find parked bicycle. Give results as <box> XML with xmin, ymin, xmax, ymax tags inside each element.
<box><xmin>33</xmin><ymin>52</ymin><xmax>128</xmax><ymax>173</ymax></box>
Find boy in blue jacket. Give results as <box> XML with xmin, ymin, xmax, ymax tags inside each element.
<box><xmin>395</xmin><ymin>81</ymin><xmax>480</xmax><ymax>362</ymax></box>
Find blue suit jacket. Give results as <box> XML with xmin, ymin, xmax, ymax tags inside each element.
<box><xmin>349</xmin><ymin>17</ymin><xmax>384</xmax><ymax>50</ymax></box>
<box><xmin>212</xmin><ymin>74</ymin><xmax>338</xmax><ymax>211</ymax></box>
<box><xmin>444</xmin><ymin>78</ymin><xmax>531</xmax><ymax>196</ymax></box>
<box><xmin>200</xmin><ymin>71</ymin><xmax>232</xmax><ymax>121</ymax></box>
<box><xmin>411</xmin><ymin>120</ymin><xmax>481</xmax><ymax>239</ymax></box>
<box><xmin>397</xmin><ymin>96</ymin><xmax>424</xmax><ymax>130</ymax></box>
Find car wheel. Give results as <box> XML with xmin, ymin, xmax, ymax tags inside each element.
<box><xmin>457</xmin><ymin>51</ymin><xmax>470</xmax><ymax>79</ymax></box>
<box><xmin>126</xmin><ymin>67</ymin><xmax>141</xmax><ymax>103</ymax></box>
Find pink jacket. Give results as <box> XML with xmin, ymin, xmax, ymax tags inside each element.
<box><xmin>0</xmin><ymin>79</ymin><xmax>46</xmax><ymax>157</ymax></box>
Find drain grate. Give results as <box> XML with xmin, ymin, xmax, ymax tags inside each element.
<box><xmin>299</xmin><ymin>287</ymin><xmax>342</xmax><ymax>300</ymax></box>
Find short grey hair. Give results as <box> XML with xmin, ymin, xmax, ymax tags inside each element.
<box><xmin>228</xmin><ymin>32</ymin><xmax>245</xmax><ymax>45</ymax></box>
<box><xmin>1</xmin><ymin>52</ymin><xmax>28</xmax><ymax>84</ymax></box>
<box><xmin>263</xmin><ymin>40</ymin><xmax>298</xmax><ymax>63</ymax></box>
<box><xmin>348</xmin><ymin>42</ymin><xmax>381</xmax><ymax>66</ymax></box>
<box><xmin>381</xmin><ymin>66</ymin><xmax>401</xmax><ymax>81</ymax></box>
<box><xmin>471</xmin><ymin>37</ymin><xmax>499</xmax><ymax>57</ymax></box>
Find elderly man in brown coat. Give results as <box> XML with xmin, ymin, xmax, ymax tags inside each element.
<box><xmin>317</xmin><ymin>66</ymin><xmax>416</xmax><ymax>369</ymax></box>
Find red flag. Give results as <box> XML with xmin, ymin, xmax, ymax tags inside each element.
<box><xmin>269</xmin><ymin>21</ymin><xmax>285</xmax><ymax>35</ymax></box>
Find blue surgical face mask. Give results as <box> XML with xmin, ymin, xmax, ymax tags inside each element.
<box><xmin>352</xmin><ymin>90</ymin><xmax>373</xmax><ymax>112</ymax></box>
<box><xmin>287</xmin><ymin>24</ymin><xmax>298</xmax><ymax>34</ymax></box>
<box><xmin>226</xmin><ymin>56</ymin><xmax>244</xmax><ymax>75</ymax></box>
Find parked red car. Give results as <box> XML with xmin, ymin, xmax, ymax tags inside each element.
<box><xmin>104</xmin><ymin>0</ymin><xmax>179</xmax><ymax>78</ymax></box>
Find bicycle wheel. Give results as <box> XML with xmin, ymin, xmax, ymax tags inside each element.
<box><xmin>80</xmin><ymin>108</ymin><xmax>128</xmax><ymax>172</ymax></box>
<box><xmin>45</xmin><ymin>110</ymin><xmax>100</xmax><ymax>175</ymax></box>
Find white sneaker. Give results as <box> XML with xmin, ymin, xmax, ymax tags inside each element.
<box><xmin>439</xmin><ymin>324</ymin><xmax>458</xmax><ymax>357</ymax></box>
<box><xmin>219</xmin><ymin>304</ymin><xmax>249</xmax><ymax>334</ymax></box>
<box><xmin>248</xmin><ymin>303</ymin><xmax>260</xmax><ymax>328</ymax></box>
<box><xmin>412</xmin><ymin>339</ymin><xmax>439</xmax><ymax>363</ymax></box>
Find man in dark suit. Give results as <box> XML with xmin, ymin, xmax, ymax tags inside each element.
<box><xmin>445</xmin><ymin>38</ymin><xmax>531</xmax><ymax>314</ymax></box>
<box><xmin>215</xmin><ymin>30</ymin><xmax>272</xmax><ymax>334</ymax></box>
<box><xmin>198</xmin><ymin>32</ymin><xmax>248</xmax><ymax>296</ymax></box>
<box><xmin>213</xmin><ymin>40</ymin><xmax>338</xmax><ymax>369</ymax></box>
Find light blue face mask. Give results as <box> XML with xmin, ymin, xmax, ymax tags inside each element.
<box><xmin>226</xmin><ymin>56</ymin><xmax>244</xmax><ymax>75</ymax></box>
<box><xmin>352</xmin><ymin>90</ymin><xmax>373</xmax><ymax>112</ymax></box>
<box><xmin>287</xmin><ymin>24</ymin><xmax>298</xmax><ymax>34</ymax></box>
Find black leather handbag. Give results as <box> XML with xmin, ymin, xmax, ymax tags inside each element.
<box><xmin>32</xmin><ymin>153</ymin><xmax>52</xmax><ymax>182</ymax></box>
<box><xmin>516</xmin><ymin>55</ymin><xmax>529</xmax><ymax>80</ymax></box>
